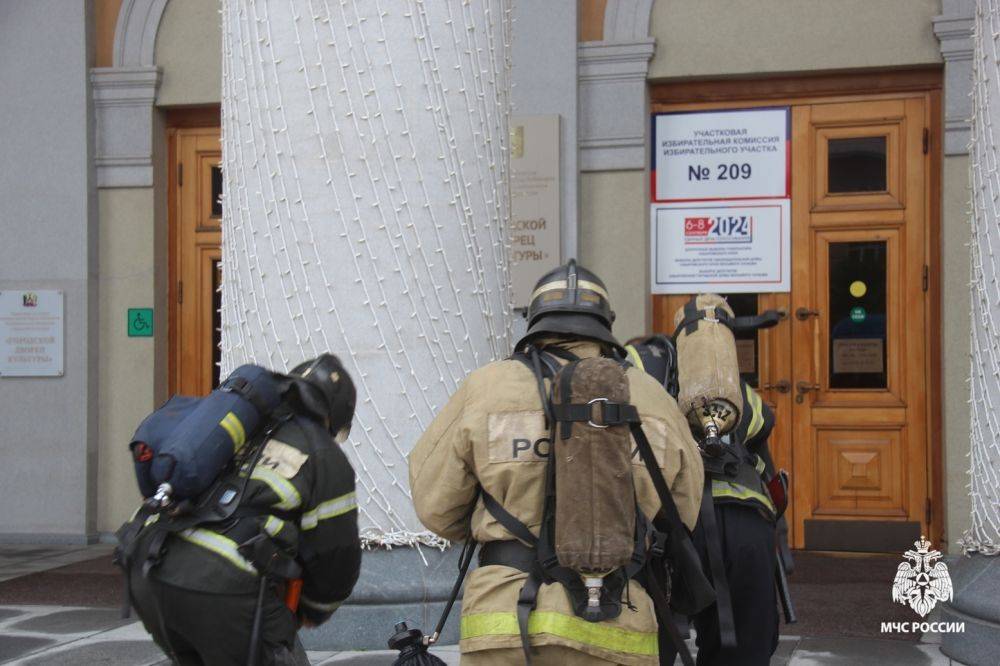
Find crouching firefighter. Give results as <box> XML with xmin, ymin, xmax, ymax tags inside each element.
<box><xmin>630</xmin><ymin>296</ymin><xmax>792</xmax><ymax>666</ymax></box>
<box><xmin>407</xmin><ymin>260</ymin><xmax>713</xmax><ymax>666</ymax></box>
<box><xmin>115</xmin><ymin>354</ymin><xmax>362</xmax><ymax>666</ymax></box>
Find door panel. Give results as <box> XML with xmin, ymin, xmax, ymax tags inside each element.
<box><xmin>170</xmin><ymin>127</ymin><xmax>223</xmax><ymax>397</ymax></box>
<box><xmin>652</xmin><ymin>93</ymin><xmax>931</xmax><ymax>552</ymax></box>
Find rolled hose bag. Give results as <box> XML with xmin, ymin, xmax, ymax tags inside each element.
<box><xmin>129</xmin><ymin>364</ymin><xmax>283</xmax><ymax>500</ymax></box>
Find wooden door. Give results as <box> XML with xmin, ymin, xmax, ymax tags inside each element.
<box><xmin>169</xmin><ymin>127</ymin><xmax>223</xmax><ymax>396</ymax></box>
<box><xmin>653</xmin><ymin>94</ymin><xmax>933</xmax><ymax>552</ymax></box>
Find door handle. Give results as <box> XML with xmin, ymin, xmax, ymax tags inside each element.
<box><xmin>795</xmin><ymin>381</ymin><xmax>820</xmax><ymax>403</ymax></box>
<box><xmin>795</xmin><ymin>307</ymin><xmax>820</xmax><ymax>321</ymax></box>
<box><xmin>763</xmin><ymin>379</ymin><xmax>791</xmax><ymax>393</ymax></box>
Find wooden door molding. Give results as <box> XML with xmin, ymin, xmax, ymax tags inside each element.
<box><xmin>168</xmin><ymin>124</ymin><xmax>222</xmax><ymax>397</ymax></box>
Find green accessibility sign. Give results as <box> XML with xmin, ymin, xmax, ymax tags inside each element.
<box><xmin>850</xmin><ymin>306</ymin><xmax>866</xmax><ymax>323</ymax></box>
<box><xmin>128</xmin><ymin>308</ymin><xmax>154</xmax><ymax>337</ymax></box>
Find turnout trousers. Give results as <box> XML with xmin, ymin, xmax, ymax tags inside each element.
<box><xmin>661</xmin><ymin>503</ymin><xmax>778</xmax><ymax>666</ymax></box>
<box><xmin>128</xmin><ymin>564</ymin><xmax>309</xmax><ymax>666</ymax></box>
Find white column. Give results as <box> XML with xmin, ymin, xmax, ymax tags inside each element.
<box><xmin>963</xmin><ymin>0</ymin><xmax>1000</xmax><ymax>556</ymax></box>
<box><xmin>220</xmin><ymin>0</ymin><xmax>513</xmax><ymax>547</ymax></box>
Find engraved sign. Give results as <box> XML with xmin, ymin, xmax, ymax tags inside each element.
<box><xmin>510</xmin><ymin>115</ymin><xmax>561</xmax><ymax>307</ymax></box>
<box><xmin>832</xmin><ymin>338</ymin><xmax>884</xmax><ymax>374</ymax></box>
<box><xmin>0</xmin><ymin>290</ymin><xmax>64</xmax><ymax>377</ymax></box>
<box><xmin>736</xmin><ymin>339</ymin><xmax>757</xmax><ymax>374</ymax></box>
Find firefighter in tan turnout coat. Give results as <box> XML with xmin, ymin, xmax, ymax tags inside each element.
<box><xmin>409</xmin><ymin>261</ymin><xmax>704</xmax><ymax>665</ymax></box>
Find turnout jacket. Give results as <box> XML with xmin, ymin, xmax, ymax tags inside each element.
<box><xmin>409</xmin><ymin>340</ymin><xmax>703</xmax><ymax>665</ymax></box>
<box><xmin>135</xmin><ymin>415</ymin><xmax>361</xmax><ymax>625</ymax></box>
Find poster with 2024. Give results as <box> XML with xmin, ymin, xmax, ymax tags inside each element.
<box><xmin>650</xmin><ymin>107</ymin><xmax>791</xmax><ymax>295</ymax></box>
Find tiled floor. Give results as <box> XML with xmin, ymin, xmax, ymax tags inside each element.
<box><xmin>0</xmin><ymin>545</ymin><xmax>115</xmax><ymax>583</ymax></box>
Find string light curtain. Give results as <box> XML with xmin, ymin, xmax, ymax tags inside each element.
<box><xmin>219</xmin><ymin>0</ymin><xmax>514</xmax><ymax>547</ymax></box>
<box><xmin>964</xmin><ymin>0</ymin><xmax>1000</xmax><ymax>556</ymax></box>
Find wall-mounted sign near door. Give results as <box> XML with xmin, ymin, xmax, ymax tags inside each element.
<box><xmin>128</xmin><ymin>308</ymin><xmax>154</xmax><ymax>338</ymax></box>
<box><xmin>0</xmin><ymin>290</ymin><xmax>65</xmax><ymax>377</ymax></box>
<box><xmin>650</xmin><ymin>107</ymin><xmax>791</xmax><ymax>294</ymax></box>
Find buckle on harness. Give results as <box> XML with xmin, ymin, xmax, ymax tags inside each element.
<box><xmin>587</xmin><ymin>398</ymin><xmax>611</xmax><ymax>429</ymax></box>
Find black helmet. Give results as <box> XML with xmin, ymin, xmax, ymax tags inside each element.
<box><xmin>515</xmin><ymin>259</ymin><xmax>621</xmax><ymax>352</ymax></box>
<box><xmin>288</xmin><ymin>354</ymin><xmax>356</xmax><ymax>442</ymax></box>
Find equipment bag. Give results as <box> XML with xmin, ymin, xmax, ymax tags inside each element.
<box><xmin>129</xmin><ymin>364</ymin><xmax>284</xmax><ymax>503</ymax></box>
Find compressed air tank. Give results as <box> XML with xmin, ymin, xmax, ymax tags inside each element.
<box><xmin>673</xmin><ymin>294</ymin><xmax>742</xmax><ymax>452</ymax></box>
<box><xmin>553</xmin><ymin>357</ymin><xmax>636</xmax><ymax>576</ymax></box>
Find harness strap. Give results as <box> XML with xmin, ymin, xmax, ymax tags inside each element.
<box><xmin>481</xmin><ymin>490</ymin><xmax>538</xmax><ymax>548</ymax></box>
<box><xmin>644</xmin><ymin>563</ymin><xmax>695</xmax><ymax>666</ymax></box>
<box><xmin>699</xmin><ymin>476</ymin><xmax>737</xmax><ymax>648</ymax></box>
<box><xmin>517</xmin><ymin>574</ymin><xmax>542</xmax><ymax>665</ymax></box>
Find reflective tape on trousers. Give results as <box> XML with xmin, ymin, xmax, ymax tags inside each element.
<box><xmin>460</xmin><ymin>611</ymin><xmax>658</xmax><ymax>656</ymax></box>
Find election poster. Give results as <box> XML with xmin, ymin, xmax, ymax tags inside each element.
<box><xmin>651</xmin><ymin>107</ymin><xmax>791</xmax><ymax>293</ymax></box>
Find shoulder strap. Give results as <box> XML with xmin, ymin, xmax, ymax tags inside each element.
<box><xmin>629</xmin><ymin>423</ymin><xmax>689</xmax><ymax>537</ymax></box>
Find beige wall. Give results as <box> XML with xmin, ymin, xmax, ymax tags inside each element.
<box><xmin>942</xmin><ymin>155</ymin><xmax>971</xmax><ymax>552</ymax></box>
<box><xmin>580</xmin><ymin>170</ymin><xmax>648</xmax><ymax>342</ymax></box>
<box><xmin>155</xmin><ymin>0</ymin><xmax>222</xmax><ymax>106</ymax></box>
<box><xmin>649</xmin><ymin>0</ymin><xmax>942</xmax><ymax>80</ymax></box>
<box><xmin>97</xmin><ymin>188</ymin><xmax>158</xmax><ymax>533</ymax></box>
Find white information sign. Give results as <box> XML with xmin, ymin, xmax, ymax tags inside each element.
<box><xmin>652</xmin><ymin>108</ymin><xmax>789</xmax><ymax>202</ymax></box>
<box><xmin>651</xmin><ymin>200</ymin><xmax>791</xmax><ymax>294</ymax></box>
<box><xmin>0</xmin><ymin>290</ymin><xmax>65</xmax><ymax>377</ymax></box>
<box><xmin>510</xmin><ymin>114</ymin><xmax>561</xmax><ymax>307</ymax></box>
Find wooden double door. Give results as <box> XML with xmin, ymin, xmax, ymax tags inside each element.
<box><xmin>654</xmin><ymin>94</ymin><xmax>936</xmax><ymax>551</ymax></box>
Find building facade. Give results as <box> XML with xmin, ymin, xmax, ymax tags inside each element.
<box><xmin>0</xmin><ymin>0</ymin><xmax>976</xmax><ymax>556</ymax></box>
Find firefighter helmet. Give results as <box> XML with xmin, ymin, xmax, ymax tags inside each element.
<box><xmin>516</xmin><ymin>259</ymin><xmax>621</xmax><ymax>351</ymax></box>
<box><xmin>289</xmin><ymin>354</ymin><xmax>356</xmax><ymax>442</ymax></box>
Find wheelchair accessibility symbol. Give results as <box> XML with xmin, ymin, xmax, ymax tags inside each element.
<box><xmin>127</xmin><ymin>308</ymin><xmax>154</xmax><ymax>337</ymax></box>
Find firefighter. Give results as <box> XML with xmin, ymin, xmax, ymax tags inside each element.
<box><xmin>409</xmin><ymin>261</ymin><xmax>704</xmax><ymax>665</ymax></box>
<box><xmin>626</xmin><ymin>335</ymin><xmax>781</xmax><ymax>666</ymax></box>
<box><xmin>126</xmin><ymin>354</ymin><xmax>362</xmax><ymax>666</ymax></box>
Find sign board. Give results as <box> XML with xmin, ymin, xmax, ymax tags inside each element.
<box><xmin>0</xmin><ymin>290</ymin><xmax>64</xmax><ymax>377</ymax></box>
<box><xmin>652</xmin><ymin>108</ymin><xmax>790</xmax><ymax>202</ymax></box>
<box><xmin>651</xmin><ymin>200</ymin><xmax>791</xmax><ymax>294</ymax></box>
<box><xmin>510</xmin><ymin>114</ymin><xmax>561</xmax><ymax>307</ymax></box>
<box><xmin>833</xmin><ymin>338</ymin><xmax>884</xmax><ymax>374</ymax></box>
<box><xmin>128</xmin><ymin>308</ymin><xmax>154</xmax><ymax>337</ymax></box>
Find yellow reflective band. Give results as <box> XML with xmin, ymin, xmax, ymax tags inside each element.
<box><xmin>460</xmin><ymin>611</ymin><xmax>658</xmax><ymax>656</ymax></box>
<box><xmin>745</xmin><ymin>386</ymin><xmax>764</xmax><ymax>440</ymax></box>
<box><xmin>220</xmin><ymin>412</ymin><xmax>246</xmax><ymax>452</ymax></box>
<box><xmin>264</xmin><ymin>515</ymin><xmax>285</xmax><ymax>538</ymax></box>
<box><xmin>178</xmin><ymin>528</ymin><xmax>257</xmax><ymax>574</ymax></box>
<box><xmin>251</xmin><ymin>466</ymin><xmax>303</xmax><ymax>510</ymax></box>
<box><xmin>530</xmin><ymin>279</ymin><xmax>609</xmax><ymax>302</ymax></box>
<box><xmin>625</xmin><ymin>345</ymin><xmax>645</xmax><ymax>372</ymax></box>
<box><xmin>144</xmin><ymin>514</ymin><xmax>160</xmax><ymax>528</ymax></box>
<box><xmin>300</xmin><ymin>491</ymin><xmax>357</xmax><ymax>531</ymax></box>
<box><xmin>754</xmin><ymin>456</ymin><xmax>767</xmax><ymax>475</ymax></box>
<box><xmin>711</xmin><ymin>480</ymin><xmax>775</xmax><ymax>513</ymax></box>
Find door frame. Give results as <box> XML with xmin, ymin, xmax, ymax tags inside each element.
<box><xmin>166</xmin><ymin>106</ymin><xmax>222</xmax><ymax>396</ymax></box>
<box><xmin>648</xmin><ymin>68</ymin><xmax>944</xmax><ymax>547</ymax></box>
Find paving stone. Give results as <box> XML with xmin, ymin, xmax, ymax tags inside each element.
<box><xmin>0</xmin><ymin>635</ymin><xmax>55</xmax><ymax>662</ymax></box>
<box><xmin>21</xmin><ymin>640</ymin><xmax>166</xmax><ymax>665</ymax></box>
<box><xmin>0</xmin><ymin>607</ymin><xmax>27</xmax><ymax>622</ymax></box>
<box><xmin>787</xmin><ymin>637</ymin><xmax>950</xmax><ymax>665</ymax></box>
<box><xmin>10</xmin><ymin>608</ymin><xmax>129</xmax><ymax>635</ymax></box>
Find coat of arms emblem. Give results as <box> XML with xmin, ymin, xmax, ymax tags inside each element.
<box><xmin>892</xmin><ymin>536</ymin><xmax>953</xmax><ymax>617</ymax></box>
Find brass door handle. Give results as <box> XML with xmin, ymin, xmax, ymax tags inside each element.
<box><xmin>795</xmin><ymin>307</ymin><xmax>820</xmax><ymax>321</ymax></box>
<box><xmin>763</xmin><ymin>379</ymin><xmax>791</xmax><ymax>393</ymax></box>
<box><xmin>795</xmin><ymin>381</ymin><xmax>820</xmax><ymax>403</ymax></box>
